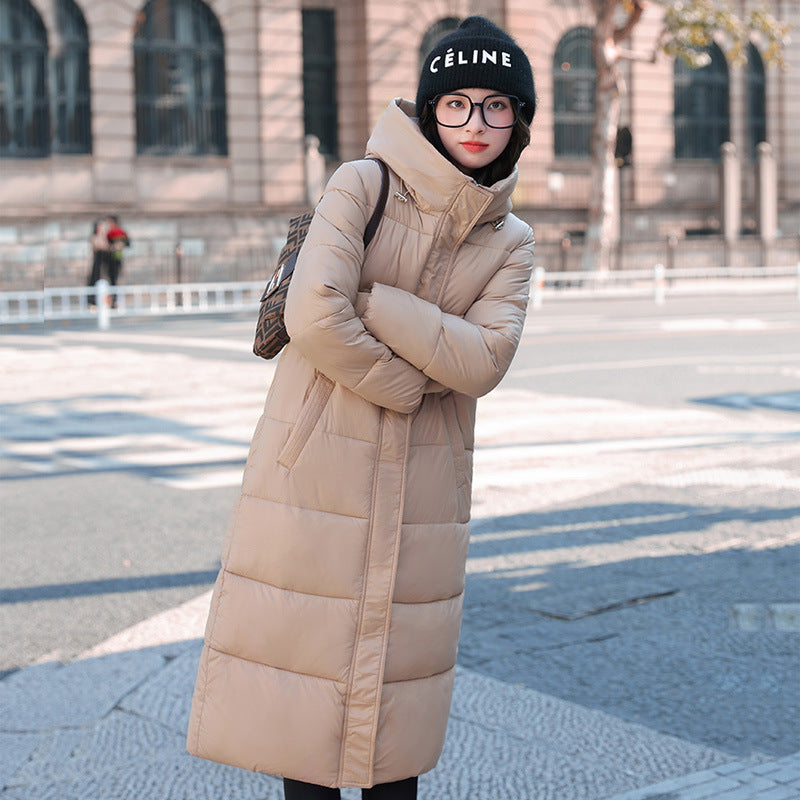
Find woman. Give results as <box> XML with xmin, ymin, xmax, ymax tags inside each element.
<box><xmin>187</xmin><ymin>16</ymin><xmax>536</xmax><ymax>800</ymax></box>
<box><xmin>86</xmin><ymin>218</ymin><xmax>109</xmax><ymax>306</ymax></box>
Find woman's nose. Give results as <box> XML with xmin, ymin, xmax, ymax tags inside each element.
<box><xmin>465</xmin><ymin>103</ymin><xmax>485</xmax><ymax>131</ymax></box>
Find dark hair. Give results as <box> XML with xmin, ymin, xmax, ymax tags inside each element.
<box><xmin>418</xmin><ymin>101</ymin><xmax>530</xmax><ymax>187</ymax></box>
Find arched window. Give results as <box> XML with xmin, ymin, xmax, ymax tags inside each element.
<box><xmin>674</xmin><ymin>43</ymin><xmax>730</xmax><ymax>161</ymax></box>
<box><xmin>553</xmin><ymin>27</ymin><xmax>595</xmax><ymax>159</ymax></box>
<box><xmin>746</xmin><ymin>42</ymin><xmax>766</xmax><ymax>161</ymax></box>
<box><xmin>0</xmin><ymin>0</ymin><xmax>50</xmax><ymax>158</ymax></box>
<box><xmin>419</xmin><ymin>17</ymin><xmax>460</xmax><ymax>72</ymax></box>
<box><xmin>133</xmin><ymin>0</ymin><xmax>227</xmax><ymax>156</ymax></box>
<box><xmin>51</xmin><ymin>0</ymin><xmax>91</xmax><ymax>154</ymax></box>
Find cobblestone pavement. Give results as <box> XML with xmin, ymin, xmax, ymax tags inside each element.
<box><xmin>1</xmin><ymin>308</ymin><xmax>798</xmax><ymax>798</ymax></box>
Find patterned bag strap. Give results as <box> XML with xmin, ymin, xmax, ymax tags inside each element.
<box><xmin>362</xmin><ymin>158</ymin><xmax>390</xmax><ymax>249</ymax></box>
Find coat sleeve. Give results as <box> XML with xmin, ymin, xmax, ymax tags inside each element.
<box><xmin>359</xmin><ymin>229</ymin><xmax>534</xmax><ymax>398</ymax></box>
<box><xmin>283</xmin><ymin>161</ymin><xmax>429</xmax><ymax>414</ymax></box>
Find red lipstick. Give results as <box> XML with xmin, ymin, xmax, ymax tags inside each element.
<box><xmin>461</xmin><ymin>141</ymin><xmax>489</xmax><ymax>153</ymax></box>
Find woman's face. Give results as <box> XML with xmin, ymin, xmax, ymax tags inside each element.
<box><xmin>434</xmin><ymin>88</ymin><xmax>514</xmax><ymax>175</ymax></box>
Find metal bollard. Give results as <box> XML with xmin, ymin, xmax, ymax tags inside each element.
<box><xmin>531</xmin><ymin>266</ymin><xmax>545</xmax><ymax>309</ymax></box>
<box><xmin>653</xmin><ymin>263</ymin><xmax>666</xmax><ymax>305</ymax></box>
<box><xmin>96</xmin><ymin>279</ymin><xmax>110</xmax><ymax>330</ymax></box>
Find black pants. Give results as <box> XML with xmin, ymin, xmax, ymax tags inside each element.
<box><xmin>283</xmin><ymin>776</ymin><xmax>417</xmax><ymax>800</ymax></box>
<box><xmin>87</xmin><ymin>251</ymin><xmax>122</xmax><ymax>305</ymax></box>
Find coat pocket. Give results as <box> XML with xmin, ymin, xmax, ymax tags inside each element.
<box><xmin>277</xmin><ymin>371</ymin><xmax>335</xmax><ymax>470</ymax></box>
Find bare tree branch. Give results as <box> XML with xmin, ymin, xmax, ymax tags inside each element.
<box><xmin>614</xmin><ymin>0</ymin><xmax>645</xmax><ymax>44</ymax></box>
<box><xmin>617</xmin><ymin>47</ymin><xmax>658</xmax><ymax>62</ymax></box>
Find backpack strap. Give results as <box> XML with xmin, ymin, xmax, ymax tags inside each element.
<box><xmin>362</xmin><ymin>158</ymin><xmax>389</xmax><ymax>249</ymax></box>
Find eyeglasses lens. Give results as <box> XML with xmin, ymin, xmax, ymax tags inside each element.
<box><xmin>434</xmin><ymin>94</ymin><xmax>518</xmax><ymax>128</ymax></box>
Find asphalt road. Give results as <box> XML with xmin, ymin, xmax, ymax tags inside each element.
<box><xmin>1</xmin><ymin>290</ymin><xmax>798</xmax><ymax>759</ymax></box>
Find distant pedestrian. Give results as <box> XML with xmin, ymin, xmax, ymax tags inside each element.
<box><xmin>87</xmin><ymin>215</ymin><xmax>129</xmax><ymax>307</ymax></box>
<box><xmin>187</xmin><ymin>16</ymin><xmax>536</xmax><ymax>800</ymax></box>
<box><xmin>86</xmin><ymin>217</ymin><xmax>110</xmax><ymax>306</ymax></box>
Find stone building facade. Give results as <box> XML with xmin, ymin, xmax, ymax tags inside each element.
<box><xmin>0</xmin><ymin>0</ymin><xmax>798</xmax><ymax>286</ymax></box>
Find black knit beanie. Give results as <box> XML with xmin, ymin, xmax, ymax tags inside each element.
<box><xmin>416</xmin><ymin>16</ymin><xmax>536</xmax><ymax>124</ymax></box>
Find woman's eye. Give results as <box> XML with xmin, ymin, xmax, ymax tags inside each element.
<box><xmin>448</xmin><ymin>99</ymin><xmax>466</xmax><ymax>109</ymax></box>
<box><xmin>488</xmin><ymin>99</ymin><xmax>508</xmax><ymax>111</ymax></box>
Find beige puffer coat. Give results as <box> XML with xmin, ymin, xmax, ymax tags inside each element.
<box><xmin>187</xmin><ymin>98</ymin><xmax>534</xmax><ymax>788</ymax></box>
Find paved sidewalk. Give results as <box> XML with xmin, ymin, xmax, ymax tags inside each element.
<box><xmin>1</xmin><ymin>592</ymin><xmax>798</xmax><ymax>800</ymax></box>
<box><xmin>605</xmin><ymin>753</ymin><xmax>800</xmax><ymax>800</ymax></box>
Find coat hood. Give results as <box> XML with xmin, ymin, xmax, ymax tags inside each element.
<box><xmin>365</xmin><ymin>98</ymin><xmax>518</xmax><ymax>225</ymax></box>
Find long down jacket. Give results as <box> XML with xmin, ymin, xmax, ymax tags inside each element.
<box><xmin>186</xmin><ymin>98</ymin><xmax>534</xmax><ymax>788</ymax></box>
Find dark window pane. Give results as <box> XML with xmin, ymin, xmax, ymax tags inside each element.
<box><xmin>302</xmin><ymin>9</ymin><xmax>338</xmax><ymax>158</ymax></box>
<box><xmin>746</xmin><ymin>42</ymin><xmax>766</xmax><ymax>161</ymax></box>
<box><xmin>673</xmin><ymin>44</ymin><xmax>729</xmax><ymax>161</ymax></box>
<box><xmin>134</xmin><ymin>0</ymin><xmax>228</xmax><ymax>156</ymax></box>
<box><xmin>0</xmin><ymin>0</ymin><xmax>50</xmax><ymax>157</ymax></box>
<box><xmin>50</xmin><ymin>0</ymin><xmax>91</xmax><ymax>154</ymax></box>
<box><xmin>553</xmin><ymin>27</ymin><xmax>594</xmax><ymax>158</ymax></box>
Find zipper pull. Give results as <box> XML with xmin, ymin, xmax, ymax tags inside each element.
<box><xmin>394</xmin><ymin>191</ymin><xmax>408</xmax><ymax>203</ymax></box>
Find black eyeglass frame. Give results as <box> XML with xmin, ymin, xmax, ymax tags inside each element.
<box><xmin>428</xmin><ymin>93</ymin><xmax>525</xmax><ymax>129</ymax></box>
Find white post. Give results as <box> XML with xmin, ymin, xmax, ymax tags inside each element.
<box><xmin>96</xmin><ymin>279</ymin><xmax>110</xmax><ymax>330</ymax></box>
<box><xmin>796</xmin><ymin>262</ymin><xmax>800</xmax><ymax>302</ymax></box>
<box><xmin>653</xmin><ymin>263</ymin><xmax>666</xmax><ymax>305</ymax></box>
<box><xmin>531</xmin><ymin>266</ymin><xmax>545</xmax><ymax>309</ymax></box>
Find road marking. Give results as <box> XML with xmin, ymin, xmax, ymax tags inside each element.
<box><xmin>660</xmin><ymin>318</ymin><xmax>768</xmax><ymax>331</ymax></box>
<box><xmin>153</xmin><ymin>469</ymin><xmax>245</xmax><ymax>490</ymax></box>
<box><xmin>694</xmin><ymin>392</ymin><xmax>800</xmax><ymax>412</ymax></box>
<box><xmin>651</xmin><ymin>467</ymin><xmax>800</xmax><ymax>490</ymax></box>
<box><xmin>4</xmin><ymin>381</ymin><xmax>798</xmax><ymax>496</ymax></box>
<box><xmin>470</xmin><ymin>511</ymin><xmax>691</xmax><ymax>543</ymax></box>
<box><xmin>474</xmin><ymin>432</ymin><xmax>790</xmax><ymax>462</ymax></box>
<box><xmin>512</xmin><ymin>351</ymin><xmax>800</xmax><ymax>378</ymax></box>
<box><xmin>56</xmin><ymin>330</ymin><xmax>266</xmax><ymax>355</ymax></box>
<box><xmin>465</xmin><ymin>530</ymin><xmax>800</xmax><ymax>576</ymax></box>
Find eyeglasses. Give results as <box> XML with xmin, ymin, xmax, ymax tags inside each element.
<box><xmin>430</xmin><ymin>93</ymin><xmax>524</xmax><ymax>129</ymax></box>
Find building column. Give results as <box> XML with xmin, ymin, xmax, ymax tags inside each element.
<box><xmin>257</xmin><ymin>0</ymin><xmax>306</xmax><ymax>207</ymax></box>
<box><xmin>720</xmin><ymin>141</ymin><xmax>741</xmax><ymax>259</ymax></box>
<box><xmin>90</xmin><ymin>1</ymin><xmax>137</xmax><ymax>207</ymax></box>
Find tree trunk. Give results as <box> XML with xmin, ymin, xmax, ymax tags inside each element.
<box><xmin>582</xmin><ymin>5</ymin><xmax>623</xmax><ymax>272</ymax></box>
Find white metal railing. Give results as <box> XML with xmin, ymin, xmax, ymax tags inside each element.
<box><xmin>529</xmin><ymin>263</ymin><xmax>800</xmax><ymax>309</ymax></box>
<box><xmin>0</xmin><ymin>265</ymin><xmax>797</xmax><ymax>326</ymax></box>
<box><xmin>0</xmin><ymin>279</ymin><xmax>264</xmax><ymax>327</ymax></box>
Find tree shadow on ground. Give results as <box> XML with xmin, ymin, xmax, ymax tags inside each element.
<box><xmin>461</xmin><ymin>496</ymin><xmax>800</xmax><ymax>758</ymax></box>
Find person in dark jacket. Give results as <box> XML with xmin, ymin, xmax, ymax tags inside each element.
<box><xmin>87</xmin><ymin>215</ymin><xmax>130</xmax><ymax>307</ymax></box>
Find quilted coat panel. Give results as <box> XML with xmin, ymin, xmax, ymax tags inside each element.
<box><xmin>190</xmin><ymin>647</ymin><xmax>345</xmax><ymax>784</ymax></box>
<box><xmin>371</xmin><ymin>668</ymin><xmax>456</xmax><ymax>782</ymax></box>
<box><xmin>226</xmin><ymin>494</ymin><xmax>369</xmax><ymax>599</ymax></box>
<box><xmin>383</xmin><ymin>594</ymin><xmax>464</xmax><ymax>682</ymax></box>
<box><xmin>392</xmin><ymin>522</ymin><xmax>470</xmax><ymax>603</ymax></box>
<box><xmin>208</xmin><ymin>572</ymin><xmax>359</xmax><ymax>683</ymax></box>
<box><xmin>242</xmin><ymin>416</ymin><xmax>377</xmax><ymax>520</ymax></box>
